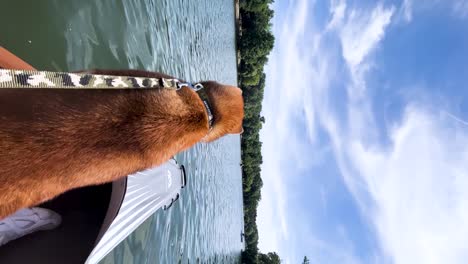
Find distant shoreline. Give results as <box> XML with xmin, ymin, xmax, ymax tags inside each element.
<box><xmin>234</xmin><ymin>0</ymin><xmax>276</xmax><ymax>262</ymax></box>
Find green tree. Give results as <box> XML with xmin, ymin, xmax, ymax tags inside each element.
<box><xmin>240</xmin><ymin>0</ymin><xmax>274</xmax><ymax>12</ymax></box>
<box><xmin>303</xmin><ymin>256</ymin><xmax>310</xmax><ymax>264</ymax></box>
<box><xmin>258</xmin><ymin>252</ymin><xmax>281</xmax><ymax>264</ymax></box>
<box><xmin>240</xmin><ymin>30</ymin><xmax>274</xmax><ymax>60</ymax></box>
<box><xmin>238</xmin><ymin>0</ymin><xmax>277</xmax><ymax>263</ymax></box>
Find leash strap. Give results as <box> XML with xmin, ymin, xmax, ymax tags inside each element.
<box><xmin>0</xmin><ymin>69</ymin><xmax>201</xmax><ymax>90</ymax></box>
<box><xmin>0</xmin><ymin>69</ymin><xmax>214</xmax><ymax>128</ymax></box>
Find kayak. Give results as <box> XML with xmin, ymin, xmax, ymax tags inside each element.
<box><xmin>0</xmin><ymin>158</ymin><xmax>186</xmax><ymax>264</ymax></box>
<box><xmin>86</xmin><ymin>159</ymin><xmax>187</xmax><ymax>264</ymax></box>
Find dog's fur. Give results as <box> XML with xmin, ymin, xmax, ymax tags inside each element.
<box><xmin>0</xmin><ymin>69</ymin><xmax>244</xmax><ymax>219</ymax></box>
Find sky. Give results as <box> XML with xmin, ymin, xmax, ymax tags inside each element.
<box><xmin>257</xmin><ymin>0</ymin><xmax>468</xmax><ymax>263</ymax></box>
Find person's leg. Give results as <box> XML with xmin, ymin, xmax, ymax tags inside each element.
<box><xmin>0</xmin><ymin>207</ymin><xmax>61</xmax><ymax>246</ymax></box>
<box><xmin>0</xmin><ymin>46</ymin><xmax>35</xmax><ymax>70</ymax></box>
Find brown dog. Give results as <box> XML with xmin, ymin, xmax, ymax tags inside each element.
<box><xmin>0</xmin><ymin>69</ymin><xmax>244</xmax><ymax>219</ymax></box>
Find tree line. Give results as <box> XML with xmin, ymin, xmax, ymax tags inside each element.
<box><xmin>237</xmin><ymin>2</ymin><xmax>311</xmax><ymax>263</ymax></box>
<box><xmin>237</xmin><ymin>0</ymin><xmax>276</xmax><ymax>263</ymax></box>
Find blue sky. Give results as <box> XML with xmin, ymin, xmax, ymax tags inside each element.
<box><xmin>257</xmin><ymin>0</ymin><xmax>468</xmax><ymax>263</ymax></box>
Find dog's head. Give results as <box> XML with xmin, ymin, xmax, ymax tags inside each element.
<box><xmin>199</xmin><ymin>81</ymin><xmax>244</xmax><ymax>142</ymax></box>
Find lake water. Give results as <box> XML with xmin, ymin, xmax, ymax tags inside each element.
<box><xmin>0</xmin><ymin>0</ymin><xmax>244</xmax><ymax>263</ymax></box>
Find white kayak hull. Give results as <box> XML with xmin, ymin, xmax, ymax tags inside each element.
<box><xmin>86</xmin><ymin>158</ymin><xmax>186</xmax><ymax>263</ymax></box>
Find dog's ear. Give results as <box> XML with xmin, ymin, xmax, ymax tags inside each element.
<box><xmin>199</xmin><ymin>82</ymin><xmax>244</xmax><ymax>142</ymax></box>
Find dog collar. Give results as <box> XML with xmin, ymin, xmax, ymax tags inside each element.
<box><xmin>196</xmin><ymin>88</ymin><xmax>214</xmax><ymax>129</ymax></box>
<box><xmin>176</xmin><ymin>81</ymin><xmax>214</xmax><ymax>130</ymax></box>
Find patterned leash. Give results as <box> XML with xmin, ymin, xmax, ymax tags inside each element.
<box><xmin>0</xmin><ymin>69</ymin><xmax>204</xmax><ymax>91</ymax></box>
<box><xmin>0</xmin><ymin>69</ymin><xmax>213</xmax><ymax>127</ymax></box>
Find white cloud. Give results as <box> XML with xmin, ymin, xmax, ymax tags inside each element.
<box><xmin>258</xmin><ymin>0</ymin><xmax>314</xmax><ymax>259</ymax></box>
<box><xmin>261</xmin><ymin>0</ymin><xmax>395</xmax><ymax>262</ymax></box>
<box><xmin>453</xmin><ymin>0</ymin><xmax>468</xmax><ymax>18</ymax></box>
<box><xmin>259</xmin><ymin>0</ymin><xmax>355</xmax><ymax>262</ymax></box>
<box><xmin>323</xmin><ymin>2</ymin><xmax>468</xmax><ymax>263</ymax></box>
<box><xmin>326</xmin><ymin>0</ymin><xmax>347</xmax><ymax>30</ymax></box>
<box><xmin>337</xmin><ymin>3</ymin><xmax>394</xmax><ymax>98</ymax></box>
<box><xmin>338</xmin><ymin>4</ymin><xmax>394</xmax><ymax>69</ymax></box>
<box><xmin>320</xmin><ymin>1</ymin><xmax>468</xmax><ymax>264</ymax></box>
<box><xmin>397</xmin><ymin>0</ymin><xmax>468</xmax><ymax>22</ymax></box>
<box><xmin>347</xmin><ymin>108</ymin><xmax>468</xmax><ymax>264</ymax></box>
<box><xmin>402</xmin><ymin>0</ymin><xmax>413</xmax><ymax>22</ymax></box>
<box><xmin>262</xmin><ymin>0</ymin><xmax>468</xmax><ymax>263</ymax></box>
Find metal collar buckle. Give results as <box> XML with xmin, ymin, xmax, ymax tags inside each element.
<box><xmin>175</xmin><ymin>81</ymin><xmax>204</xmax><ymax>91</ymax></box>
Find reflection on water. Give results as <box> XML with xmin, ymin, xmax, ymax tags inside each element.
<box><xmin>0</xmin><ymin>0</ymin><xmax>243</xmax><ymax>263</ymax></box>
